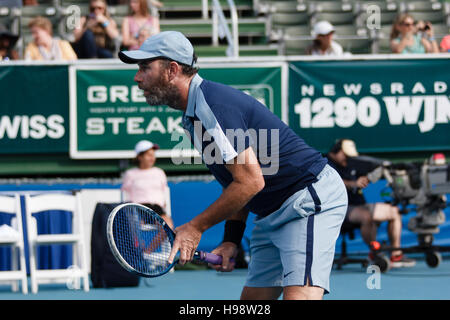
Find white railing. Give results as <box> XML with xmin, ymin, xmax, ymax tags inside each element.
<box><xmin>207</xmin><ymin>0</ymin><xmax>239</xmax><ymax>58</ymax></box>
<box><xmin>202</xmin><ymin>0</ymin><xmax>209</xmax><ymax>19</ymax></box>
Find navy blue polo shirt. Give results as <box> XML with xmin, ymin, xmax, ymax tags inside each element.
<box><xmin>182</xmin><ymin>74</ymin><xmax>327</xmax><ymax>217</ymax></box>
<box><xmin>326</xmin><ymin>154</ymin><xmax>367</xmax><ymax>206</ymax></box>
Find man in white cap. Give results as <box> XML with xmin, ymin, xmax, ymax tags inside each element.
<box><xmin>326</xmin><ymin>139</ymin><xmax>416</xmax><ymax>268</ymax></box>
<box><xmin>118</xmin><ymin>31</ymin><xmax>348</xmax><ymax>300</ymax></box>
<box><xmin>306</xmin><ymin>20</ymin><xmax>344</xmax><ymax>56</ymax></box>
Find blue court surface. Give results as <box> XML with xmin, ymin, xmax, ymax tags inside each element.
<box><xmin>1</xmin><ymin>180</ymin><xmax>449</xmax><ymax>303</ymax></box>
<box><xmin>1</xmin><ymin>256</ymin><xmax>450</xmax><ymax>300</ymax></box>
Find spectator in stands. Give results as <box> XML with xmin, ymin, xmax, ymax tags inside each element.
<box><xmin>121</xmin><ymin>140</ymin><xmax>174</xmax><ymax>229</ymax></box>
<box><xmin>72</xmin><ymin>0</ymin><xmax>119</xmax><ymax>58</ymax></box>
<box><xmin>326</xmin><ymin>139</ymin><xmax>416</xmax><ymax>268</ymax></box>
<box><xmin>24</xmin><ymin>16</ymin><xmax>77</xmax><ymax>61</ymax></box>
<box><xmin>306</xmin><ymin>21</ymin><xmax>344</xmax><ymax>56</ymax></box>
<box><xmin>121</xmin><ymin>0</ymin><xmax>160</xmax><ymax>50</ymax></box>
<box><xmin>390</xmin><ymin>14</ymin><xmax>439</xmax><ymax>54</ymax></box>
<box><xmin>439</xmin><ymin>35</ymin><xmax>450</xmax><ymax>52</ymax></box>
<box><xmin>0</xmin><ymin>23</ymin><xmax>19</xmax><ymax>61</ymax></box>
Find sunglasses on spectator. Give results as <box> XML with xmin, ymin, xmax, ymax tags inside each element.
<box><xmin>91</xmin><ymin>6</ymin><xmax>105</xmax><ymax>10</ymax></box>
<box><xmin>402</xmin><ymin>22</ymin><xmax>414</xmax><ymax>26</ymax></box>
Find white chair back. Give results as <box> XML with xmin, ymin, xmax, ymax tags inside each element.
<box><xmin>0</xmin><ymin>194</ymin><xmax>28</xmax><ymax>294</ymax></box>
<box><xmin>24</xmin><ymin>192</ymin><xmax>89</xmax><ymax>294</ymax></box>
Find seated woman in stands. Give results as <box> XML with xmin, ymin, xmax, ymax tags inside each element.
<box><xmin>390</xmin><ymin>13</ymin><xmax>439</xmax><ymax>54</ymax></box>
<box><xmin>0</xmin><ymin>23</ymin><xmax>19</xmax><ymax>61</ymax></box>
<box><xmin>121</xmin><ymin>0</ymin><xmax>160</xmax><ymax>50</ymax></box>
<box><xmin>24</xmin><ymin>16</ymin><xmax>77</xmax><ymax>61</ymax></box>
<box><xmin>72</xmin><ymin>0</ymin><xmax>119</xmax><ymax>58</ymax></box>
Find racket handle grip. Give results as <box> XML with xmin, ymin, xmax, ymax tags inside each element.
<box><xmin>197</xmin><ymin>251</ymin><xmax>235</xmax><ymax>265</ymax></box>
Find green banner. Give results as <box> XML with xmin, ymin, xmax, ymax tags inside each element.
<box><xmin>0</xmin><ymin>65</ymin><xmax>69</xmax><ymax>154</ymax></box>
<box><xmin>2</xmin><ymin>58</ymin><xmax>448</xmax><ymax>159</ymax></box>
<box><xmin>70</xmin><ymin>63</ymin><xmax>284</xmax><ymax>159</ymax></box>
<box><xmin>288</xmin><ymin>58</ymin><xmax>450</xmax><ymax>153</ymax></box>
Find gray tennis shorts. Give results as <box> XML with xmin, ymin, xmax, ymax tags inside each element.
<box><xmin>245</xmin><ymin>164</ymin><xmax>347</xmax><ymax>294</ymax></box>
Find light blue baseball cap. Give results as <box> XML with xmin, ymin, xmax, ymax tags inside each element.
<box><xmin>118</xmin><ymin>31</ymin><xmax>196</xmax><ymax>66</ymax></box>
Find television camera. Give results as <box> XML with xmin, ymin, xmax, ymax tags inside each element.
<box><xmin>361</xmin><ymin>153</ymin><xmax>450</xmax><ymax>269</ymax></box>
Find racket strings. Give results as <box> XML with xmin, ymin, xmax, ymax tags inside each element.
<box><xmin>113</xmin><ymin>206</ymin><xmax>173</xmax><ymax>276</ymax></box>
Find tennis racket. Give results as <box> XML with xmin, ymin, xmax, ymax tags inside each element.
<box><xmin>107</xmin><ymin>202</ymin><xmax>229</xmax><ymax>277</ymax></box>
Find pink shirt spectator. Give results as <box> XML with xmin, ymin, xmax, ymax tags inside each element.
<box><xmin>121</xmin><ymin>166</ymin><xmax>167</xmax><ymax>209</ymax></box>
<box><xmin>440</xmin><ymin>35</ymin><xmax>450</xmax><ymax>52</ymax></box>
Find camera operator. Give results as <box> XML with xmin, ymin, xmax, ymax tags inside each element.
<box><xmin>326</xmin><ymin>139</ymin><xmax>416</xmax><ymax>268</ymax></box>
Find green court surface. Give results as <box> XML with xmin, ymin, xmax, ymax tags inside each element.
<box><xmin>1</xmin><ymin>258</ymin><xmax>450</xmax><ymax>300</ymax></box>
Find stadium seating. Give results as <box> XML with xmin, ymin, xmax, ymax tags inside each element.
<box><xmin>0</xmin><ymin>5</ymin><xmax>19</xmax><ymax>35</ymax></box>
<box><xmin>404</xmin><ymin>0</ymin><xmax>445</xmax><ymax>12</ymax></box>
<box><xmin>0</xmin><ymin>6</ymin><xmax>12</xmax><ymax>29</ymax></box>
<box><xmin>159</xmin><ymin>0</ymin><xmax>254</xmax><ymax>18</ymax></box>
<box><xmin>281</xmin><ymin>36</ymin><xmax>311</xmax><ymax>55</ymax></box>
<box><xmin>107</xmin><ymin>3</ymin><xmax>128</xmax><ymax>29</ymax></box>
<box><xmin>1</xmin><ymin>0</ymin><xmax>449</xmax><ymax>57</ymax></box>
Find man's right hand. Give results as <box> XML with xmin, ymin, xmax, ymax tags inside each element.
<box><xmin>355</xmin><ymin>176</ymin><xmax>370</xmax><ymax>189</ymax></box>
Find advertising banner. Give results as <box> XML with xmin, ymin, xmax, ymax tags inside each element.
<box><xmin>69</xmin><ymin>63</ymin><xmax>285</xmax><ymax>159</ymax></box>
<box><xmin>0</xmin><ymin>65</ymin><xmax>69</xmax><ymax>154</ymax></box>
<box><xmin>2</xmin><ymin>57</ymin><xmax>448</xmax><ymax>159</ymax></box>
<box><xmin>288</xmin><ymin>58</ymin><xmax>450</xmax><ymax>153</ymax></box>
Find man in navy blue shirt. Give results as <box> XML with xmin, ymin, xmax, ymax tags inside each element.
<box><xmin>119</xmin><ymin>31</ymin><xmax>347</xmax><ymax>300</ymax></box>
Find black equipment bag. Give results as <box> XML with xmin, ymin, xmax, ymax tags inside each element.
<box><xmin>90</xmin><ymin>202</ymin><xmax>140</xmax><ymax>288</ymax></box>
